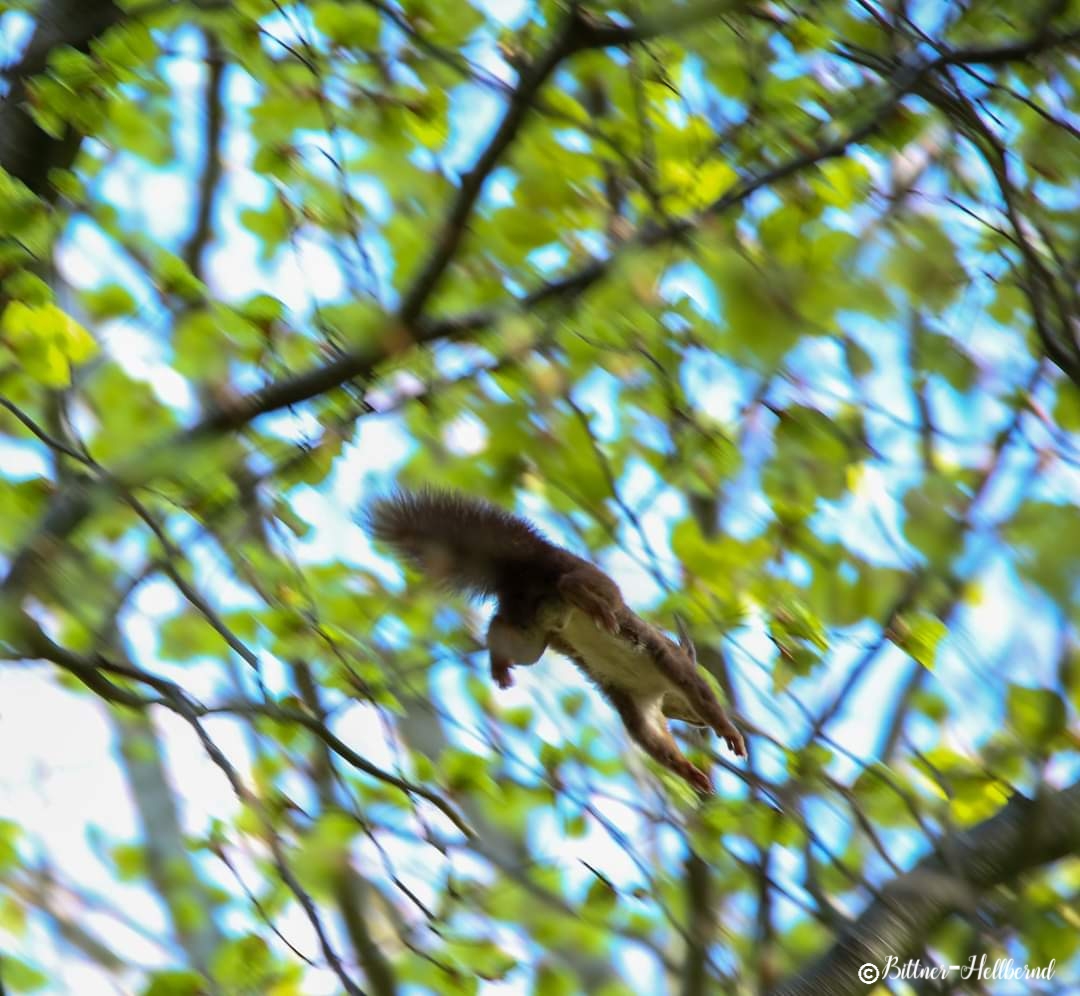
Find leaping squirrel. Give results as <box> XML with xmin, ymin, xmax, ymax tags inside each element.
<box><xmin>368</xmin><ymin>488</ymin><xmax>745</xmax><ymax>794</ymax></box>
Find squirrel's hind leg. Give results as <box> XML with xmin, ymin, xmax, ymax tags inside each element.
<box><xmin>487</xmin><ymin>613</ymin><xmax>549</xmax><ymax>689</ymax></box>
<box><xmin>490</xmin><ymin>651</ymin><xmax>514</xmax><ymax>689</ymax></box>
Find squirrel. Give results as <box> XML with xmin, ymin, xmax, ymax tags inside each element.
<box><xmin>367</xmin><ymin>488</ymin><xmax>746</xmax><ymax>794</ymax></box>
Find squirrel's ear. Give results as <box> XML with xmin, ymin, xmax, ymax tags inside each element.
<box><xmin>674</xmin><ymin>613</ymin><xmax>697</xmax><ymax>664</ymax></box>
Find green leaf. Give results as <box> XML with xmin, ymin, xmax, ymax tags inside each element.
<box><xmin>172</xmin><ymin>309</ymin><xmax>229</xmax><ymax>379</ymax></box>
<box><xmin>706</xmin><ymin>251</ymin><xmax>803</xmax><ymax>369</ymax></box>
<box><xmin>48</xmin><ymin>45</ymin><xmax>98</xmax><ymax>88</ymax></box>
<box><xmin>811</xmin><ymin>158</ymin><xmax>870</xmax><ymax>209</ymax></box>
<box><xmin>312</xmin><ymin>1</ymin><xmax>381</xmax><ymax>47</ymax></box>
<box><xmin>913</xmin><ymin>746</ymin><xmax>1009</xmax><ymax>824</ymax></box>
<box><xmin>0</xmin><ymin>819</ymin><xmax>20</xmax><ymax>873</ymax></box>
<box><xmin>108</xmin><ymin>96</ymin><xmax>174</xmax><ymax>166</ymax></box>
<box><xmin>2</xmin><ymin>271</ymin><xmax>52</xmax><ymax>307</ymax></box>
<box><xmin>238</xmin><ymin>292</ymin><xmax>286</xmax><ymax>326</ymax></box>
<box><xmin>534</xmin><ymin>963</ymin><xmax>577</xmax><ymax>996</ymax></box>
<box><xmin>83</xmin><ymin>283</ymin><xmax>138</xmax><ymax>321</ymax></box>
<box><xmin>442</xmin><ymin>936</ymin><xmax>517</xmax><ymax>981</ymax></box>
<box><xmin>886</xmin><ymin>218</ymin><xmax>967</xmax><ymax>309</ymax></box>
<box><xmin>919</xmin><ymin>329</ymin><xmax>977</xmax><ymax>393</ymax></box>
<box><xmin>1052</xmin><ymin>380</ymin><xmax>1080</xmax><ymax>433</ymax></box>
<box><xmin>594</xmin><ymin>982</ymin><xmax>638</xmax><ymax>996</ymax></box>
<box><xmin>0</xmin><ymin>891</ymin><xmax>25</xmax><ymax>937</ymax></box>
<box><xmin>82</xmin><ymin>365</ymin><xmax>180</xmax><ymax>463</ymax></box>
<box><xmin>2</xmin><ymin>956</ymin><xmax>48</xmax><ymax>993</ymax></box>
<box><xmin>0</xmin><ymin>480</ymin><xmax>51</xmax><ymax>555</ymax></box>
<box><xmin>141</xmin><ymin>971</ymin><xmax>207</xmax><ymax>996</ymax></box>
<box><xmin>843</xmin><ymin>337</ymin><xmax>874</xmax><ymax>377</ymax></box>
<box><xmin>0</xmin><ymin>172</ymin><xmax>50</xmax><ymax>256</ymax></box>
<box><xmin>240</xmin><ymin>196</ymin><xmax>291</xmax><ymax>260</ymax></box>
<box><xmin>851</xmin><ymin>767</ymin><xmax>914</xmax><ymax>829</ymax></box>
<box><xmin>561</xmin><ymin>690</ymin><xmax>587</xmax><ymax>718</ymax></box>
<box><xmin>764</xmin><ymin>406</ymin><xmax>851</xmax><ymax>506</ymax></box>
<box><xmin>902</xmin><ymin>476</ymin><xmax>964</xmax><ymax>565</ymax></box>
<box><xmin>153</xmin><ymin>250</ymin><xmax>206</xmax><ymax>303</ymax></box>
<box><xmin>441</xmin><ymin>748</ymin><xmax>497</xmax><ymax>794</ymax></box>
<box><xmin>402</xmin><ymin>0</ymin><xmax>484</xmax><ymax>47</ymax></box>
<box><xmin>0</xmin><ymin>302</ymin><xmax>97</xmax><ymax>386</ymax></box>
<box><xmin>773</xmin><ymin>601</ymin><xmax>830</xmax><ymax>652</ymax></box>
<box><xmin>1006</xmin><ymin>684</ymin><xmax>1067</xmax><ymax>749</ymax></box>
<box><xmin>583</xmin><ymin>876</ymin><xmax>617</xmax><ymax>915</ymax></box>
<box><xmin>890</xmin><ymin>613</ymin><xmax>947</xmax><ymax>670</ymax></box>
<box><xmin>89</xmin><ymin>20</ymin><xmax>158</xmax><ymax>73</ymax></box>
<box><xmin>158</xmin><ymin>612</ymin><xmax>226</xmax><ymax>663</ymax></box>
<box><xmin>291</xmin><ymin>811</ymin><xmax>357</xmax><ymax>896</ymax></box>
<box><xmin>912</xmin><ymin>689</ymin><xmax>949</xmax><ymax>721</ymax></box>
<box><xmin>987</xmin><ymin>281</ymin><xmax>1026</xmax><ymax>326</ymax></box>
<box><xmin>211</xmin><ymin>935</ymin><xmax>275</xmax><ymax>990</ymax></box>
<box><xmin>1004</xmin><ymin>501</ymin><xmax>1078</xmax><ymax>603</ymax></box>
<box><xmin>112</xmin><ymin>842</ymin><xmax>146</xmax><ymax>881</ymax></box>
<box><xmin>671</xmin><ymin>518</ymin><xmax>767</xmax><ymax>606</ymax></box>
<box><xmin>502</xmin><ymin>704</ymin><xmax>534</xmax><ymax>730</ymax></box>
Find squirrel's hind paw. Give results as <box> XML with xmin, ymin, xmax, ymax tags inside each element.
<box><xmin>491</xmin><ymin>656</ymin><xmax>515</xmax><ymax>690</ymax></box>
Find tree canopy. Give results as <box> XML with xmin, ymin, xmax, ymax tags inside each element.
<box><xmin>0</xmin><ymin>0</ymin><xmax>1078</xmax><ymax>994</ymax></box>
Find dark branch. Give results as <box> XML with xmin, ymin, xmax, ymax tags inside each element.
<box><xmin>11</xmin><ymin>618</ymin><xmax>474</xmax><ymax>839</ymax></box>
<box><xmin>770</xmin><ymin>781</ymin><xmax>1080</xmax><ymax>996</ymax></box>
<box><xmin>4</xmin><ymin>19</ymin><xmax>1073</xmax><ymax>608</ymax></box>
<box><xmin>181</xmin><ymin>31</ymin><xmax>226</xmax><ymax>279</ymax></box>
<box><xmin>398</xmin><ymin>6</ymin><xmax>599</xmax><ymax>323</ymax></box>
<box><xmin>0</xmin><ymin>0</ymin><xmax>123</xmax><ymax>196</ymax></box>
<box><xmin>933</xmin><ymin>25</ymin><xmax>1080</xmax><ymax>67</ymax></box>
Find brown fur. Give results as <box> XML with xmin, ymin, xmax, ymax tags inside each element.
<box><xmin>367</xmin><ymin>488</ymin><xmax>745</xmax><ymax>793</ymax></box>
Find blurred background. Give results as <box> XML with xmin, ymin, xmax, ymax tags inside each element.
<box><xmin>0</xmin><ymin>0</ymin><xmax>1078</xmax><ymax>993</ymax></box>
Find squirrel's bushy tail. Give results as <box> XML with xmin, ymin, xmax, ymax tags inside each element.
<box><xmin>366</xmin><ymin>488</ymin><xmax>553</xmax><ymax>598</ymax></box>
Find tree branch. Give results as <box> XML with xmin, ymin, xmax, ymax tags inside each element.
<box><xmin>680</xmin><ymin>848</ymin><xmax>716</xmax><ymax>996</ymax></box>
<box><xmin>11</xmin><ymin>617</ymin><xmax>475</xmax><ymax>840</ymax></box>
<box><xmin>395</xmin><ymin>8</ymin><xmax>580</xmax><ymax>324</ymax></box>
<box><xmin>181</xmin><ymin>30</ymin><xmax>226</xmax><ymax>280</ymax></box>
<box><xmin>0</xmin><ymin>0</ymin><xmax>123</xmax><ymax>196</ymax></box>
<box><xmin>5</xmin><ymin>19</ymin><xmax>1073</xmax><ymax>608</ymax></box>
<box><xmin>770</xmin><ymin>780</ymin><xmax>1080</xmax><ymax>996</ymax></box>
<box><xmin>293</xmin><ymin>663</ymin><xmax>399</xmax><ymax>996</ymax></box>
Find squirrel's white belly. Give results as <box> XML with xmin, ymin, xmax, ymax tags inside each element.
<box><xmin>555</xmin><ymin>609</ymin><xmax>672</xmax><ymax>696</ymax></box>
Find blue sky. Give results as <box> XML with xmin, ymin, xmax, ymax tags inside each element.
<box><xmin>1</xmin><ymin>2</ymin><xmax>1077</xmax><ymax>993</ymax></box>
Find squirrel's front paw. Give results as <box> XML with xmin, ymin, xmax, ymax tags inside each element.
<box><xmin>580</xmin><ymin>595</ymin><xmax>620</xmax><ymax>634</ymax></box>
<box><xmin>719</xmin><ymin>722</ymin><xmax>746</xmax><ymax>758</ymax></box>
<box><xmin>595</xmin><ymin>605</ymin><xmax>620</xmax><ymax>634</ymax></box>
<box><xmin>558</xmin><ymin>571</ymin><xmax>621</xmax><ymax>634</ymax></box>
